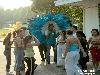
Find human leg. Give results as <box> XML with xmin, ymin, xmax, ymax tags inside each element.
<box><xmin>6</xmin><ymin>55</ymin><xmax>11</xmax><ymax>72</ymax></box>
<box><xmin>52</xmin><ymin>44</ymin><xmax>57</xmax><ymax>63</ymax></box>
<box><xmin>57</xmin><ymin>44</ymin><xmax>62</xmax><ymax>66</ymax></box>
<box><xmin>42</xmin><ymin>44</ymin><xmax>47</xmax><ymax>59</ymax></box>
<box><xmin>46</xmin><ymin>46</ymin><xmax>51</xmax><ymax>64</ymax></box>
<box><xmin>15</xmin><ymin>50</ymin><xmax>24</xmax><ymax>75</ymax></box>
<box><xmin>38</xmin><ymin>44</ymin><xmax>45</xmax><ymax>61</ymax></box>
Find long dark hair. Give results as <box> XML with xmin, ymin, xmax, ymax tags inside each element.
<box><xmin>23</xmin><ymin>35</ymin><xmax>32</xmax><ymax>49</ymax></box>
<box><xmin>91</xmin><ymin>29</ymin><xmax>99</xmax><ymax>36</ymax></box>
<box><xmin>76</xmin><ymin>31</ymin><xmax>86</xmax><ymax>39</ymax></box>
<box><xmin>66</xmin><ymin>30</ymin><xmax>73</xmax><ymax>35</ymax></box>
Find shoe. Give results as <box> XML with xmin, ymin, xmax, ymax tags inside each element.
<box><xmin>56</xmin><ymin>65</ymin><xmax>62</xmax><ymax>68</ymax></box>
<box><xmin>46</xmin><ymin>62</ymin><xmax>50</xmax><ymax>64</ymax></box>
<box><xmin>41</xmin><ymin>59</ymin><xmax>45</xmax><ymax>62</ymax></box>
<box><xmin>62</xmin><ymin>68</ymin><xmax>66</xmax><ymax>70</ymax></box>
<box><xmin>34</xmin><ymin>64</ymin><xmax>38</xmax><ymax>70</ymax></box>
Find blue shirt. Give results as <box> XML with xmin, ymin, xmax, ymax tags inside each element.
<box><xmin>68</xmin><ymin>43</ymin><xmax>79</xmax><ymax>52</ymax></box>
<box><xmin>45</xmin><ymin>30</ymin><xmax>58</xmax><ymax>45</ymax></box>
<box><xmin>32</xmin><ymin>31</ymin><xmax>46</xmax><ymax>45</ymax></box>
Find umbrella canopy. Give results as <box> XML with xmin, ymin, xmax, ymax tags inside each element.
<box><xmin>28</xmin><ymin>13</ymin><xmax>72</xmax><ymax>43</ymax></box>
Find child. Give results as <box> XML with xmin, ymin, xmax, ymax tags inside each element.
<box><xmin>23</xmin><ymin>35</ymin><xmax>40</xmax><ymax>75</ymax></box>
<box><xmin>57</xmin><ymin>31</ymin><xmax>66</xmax><ymax>67</ymax></box>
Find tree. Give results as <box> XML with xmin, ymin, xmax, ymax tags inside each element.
<box><xmin>0</xmin><ymin>6</ymin><xmax>35</xmax><ymax>28</ymax></box>
<box><xmin>31</xmin><ymin>0</ymin><xmax>83</xmax><ymax>30</ymax></box>
<box><xmin>9</xmin><ymin>21</ymin><xmax>23</xmax><ymax>30</ymax></box>
<box><xmin>31</xmin><ymin>0</ymin><xmax>55</xmax><ymax>13</ymax></box>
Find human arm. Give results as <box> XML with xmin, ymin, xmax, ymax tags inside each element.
<box><xmin>87</xmin><ymin>37</ymin><xmax>92</xmax><ymax>50</ymax></box>
<box><xmin>45</xmin><ymin>30</ymin><xmax>49</xmax><ymax>39</ymax></box>
<box><xmin>64</xmin><ymin>39</ymin><xmax>70</xmax><ymax>57</ymax></box>
<box><xmin>30</xmin><ymin>36</ymin><xmax>40</xmax><ymax>46</ymax></box>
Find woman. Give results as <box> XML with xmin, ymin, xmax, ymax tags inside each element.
<box><xmin>88</xmin><ymin>29</ymin><xmax>100</xmax><ymax>70</ymax></box>
<box><xmin>14</xmin><ymin>29</ymin><xmax>25</xmax><ymax>75</ymax></box>
<box><xmin>57</xmin><ymin>31</ymin><xmax>66</xmax><ymax>67</ymax></box>
<box><xmin>64</xmin><ymin>30</ymin><xmax>86</xmax><ymax>75</ymax></box>
<box><xmin>77</xmin><ymin>31</ymin><xmax>89</xmax><ymax>71</ymax></box>
<box><xmin>24</xmin><ymin>35</ymin><xmax>40</xmax><ymax>75</ymax></box>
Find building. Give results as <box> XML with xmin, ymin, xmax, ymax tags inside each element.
<box><xmin>55</xmin><ymin>0</ymin><xmax>100</xmax><ymax>39</ymax></box>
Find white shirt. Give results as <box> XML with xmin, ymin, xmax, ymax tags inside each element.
<box><xmin>73</xmin><ymin>32</ymin><xmax>77</xmax><ymax>38</ymax></box>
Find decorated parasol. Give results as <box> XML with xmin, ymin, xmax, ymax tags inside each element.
<box><xmin>27</xmin><ymin>13</ymin><xmax>72</xmax><ymax>43</ymax></box>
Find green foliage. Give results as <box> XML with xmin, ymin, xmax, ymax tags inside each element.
<box><xmin>31</xmin><ymin>0</ymin><xmax>83</xmax><ymax>30</ymax></box>
<box><xmin>51</xmin><ymin>6</ymin><xmax>83</xmax><ymax>30</ymax></box>
<box><xmin>0</xmin><ymin>7</ymin><xmax>35</xmax><ymax>28</ymax></box>
<box><xmin>31</xmin><ymin>0</ymin><xmax>54</xmax><ymax>12</ymax></box>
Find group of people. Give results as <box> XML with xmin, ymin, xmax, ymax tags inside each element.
<box><xmin>3</xmin><ymin>27</ymin><xmax>39</xmax><ymax>75</ymax></box>
<box><xmin>3</xmin><ymin>23</ymin><xmax>100</xmax><ymax>75</ymax></box>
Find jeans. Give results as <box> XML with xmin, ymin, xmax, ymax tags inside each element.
<box><xmin>15</xmin><ymin>48</ymin><xmax>24</xmax><ymax>71</ymax></box>
<box><xmin>57</xmin><ymin>44</ymin><xmax>65</xmax><ymax>66</ymax></box>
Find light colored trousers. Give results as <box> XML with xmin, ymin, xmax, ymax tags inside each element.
<box><xmin>57</xmin><ymin>44</ymin><xmax>65</xmax><ymax>66</ymax></box>
<box><xmin>65</xmin><ymin>51</ymin><xmax>84</xmax><ymax>75</ymax></box>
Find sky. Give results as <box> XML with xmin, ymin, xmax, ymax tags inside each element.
<box><xmin>0</xmin><ymin>0</ymin><xmax>32</xmax><ymax>10</ymax></box>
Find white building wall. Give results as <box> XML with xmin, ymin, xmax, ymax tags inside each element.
<box><xmin>83</xmin><ymin>5</ymin><xmax>99</xmax><ymax>40</ymax></box>
<box><xmin>54</xmin><ymin>0</ymin><xmax>100</xmax><ymax>40</ymax></box>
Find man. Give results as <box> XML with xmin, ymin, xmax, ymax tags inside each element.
<box><xmin>3</xmin><ymin>32</ymin><xmax>13</xmax><ymax>74</ymax></box>
<box><xmin>20</xmin><ymin>27</ymin><xmax>30</xmax><ymax>37</ymax></box>
<box><xmin>14</xmin><ymin>29</ymin><xmax>26</xmax><ymax>75</ymax></box>
<box><xmin>45</xmin><ymin>23</ymin><xmax>58</xmax><ymax>64</ymax></box>
<box><xmin>71</xmin><ymin>25</ymin><xmax>78</xmax><ymax>38</ymax></box>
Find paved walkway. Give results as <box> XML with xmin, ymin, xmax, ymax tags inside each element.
<box><xmin>0</xmin><ymin>42</ymin><xmax>66</xmax><ymax>75</ymax></box>
<box><xmin>0</xmin><ymin>41</ymin><xmax>100</xmax><ymax>75</ymax></box>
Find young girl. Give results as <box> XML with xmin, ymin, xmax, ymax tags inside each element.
<box><xmin>24</xmin><ymin>35</ymin><xmax>40</xmax><ymax>75</ymax></box>
<box><xmin>57</xmin><ymin>31</ymin><xmax>66</xmax><ymax>67</ymax></box>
